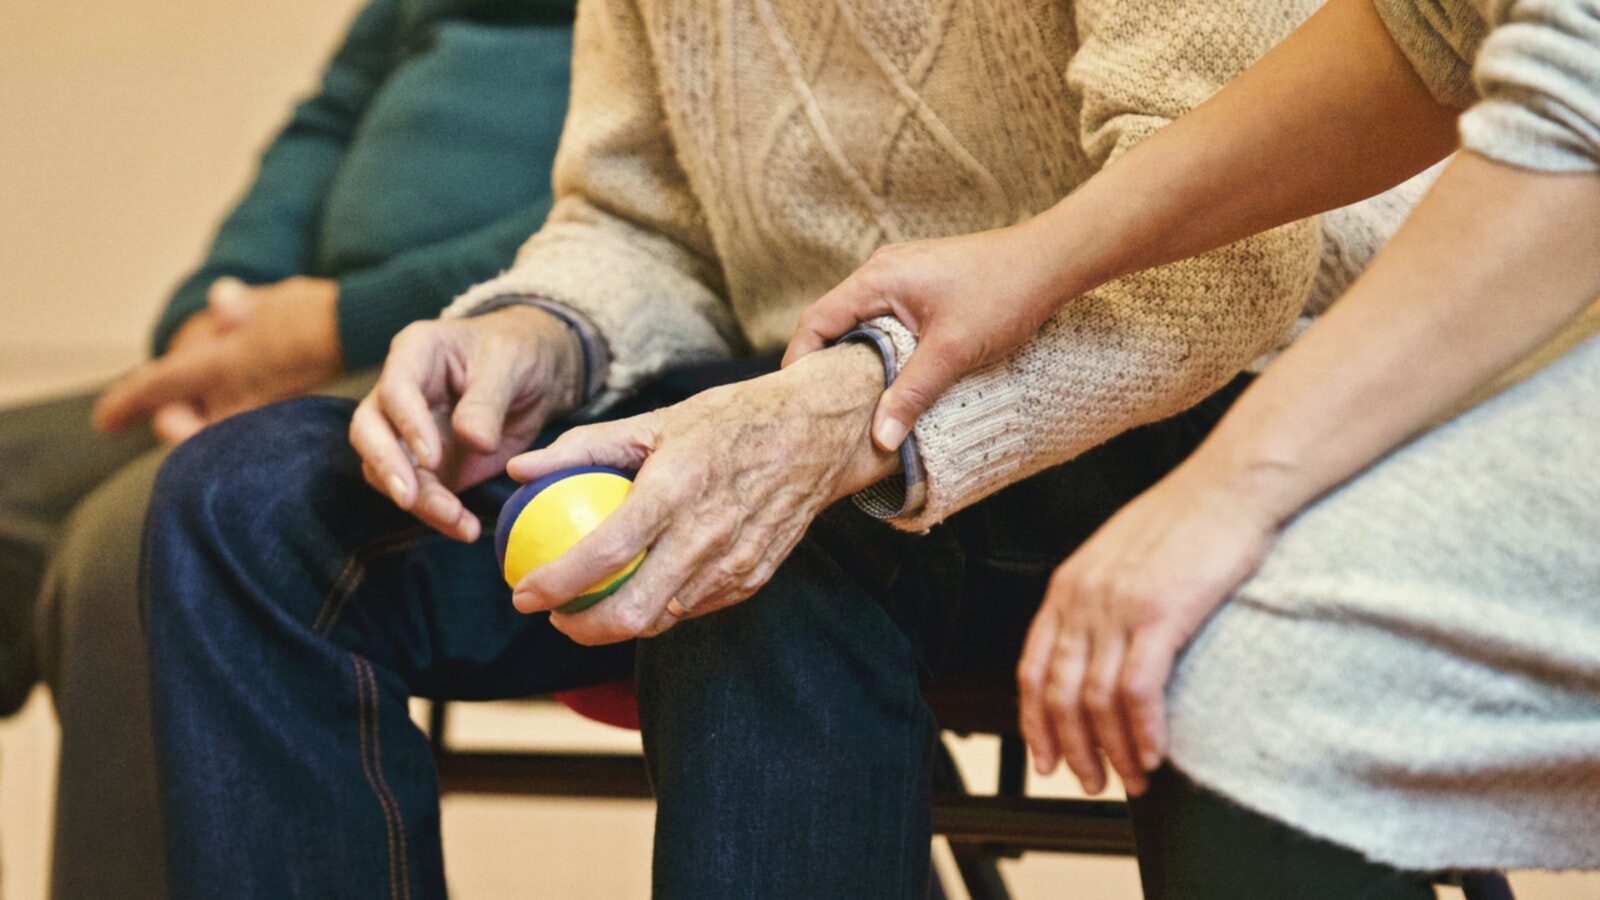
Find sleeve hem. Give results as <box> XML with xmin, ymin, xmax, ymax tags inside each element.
<box><xmin>335</xmin><ymin>266</ymin><xmax>452</xmax><ymax>370</ymax></box>
<box><xmin>837</xmin><ymin>326</ymin><xmax>927</xmax><ymax>521</ymax></box>
<box><xmin>1459</xmin><ymin>100</ymin><xmax>1600</xmax><ymax>174</ymax></box>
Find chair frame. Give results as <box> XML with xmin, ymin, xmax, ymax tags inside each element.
<box><xmin>429</xmin><ymin>699</ymin><xmax>1512</xmax><ymax>900</ymax></box>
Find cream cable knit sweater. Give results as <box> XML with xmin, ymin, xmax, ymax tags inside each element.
<box><xmin>446</xmin><ymin>0</ymin><xmax>1425</xmax><ymax>529</ymax></box>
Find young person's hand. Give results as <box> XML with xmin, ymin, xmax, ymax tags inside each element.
<box><xmin>504</xmin><ymin>343</ymin><xmax>897</xmax><ymax>646</ymax></box>
<box><xmin>348</xmin><ymin>306</ymin><xmax>586</xmax><ymax>542</ymax></box>
<box><xmin>94</xmin><ymin>276</ymin><xmax>342</xmax><ymax>443</ymax></box>
<box><xmin>1015</xmin><ymin>459</ymin><xmax>1288</xmax><ymax>797</ymax></box>
<box><xmin>784</xmin><ymin>221</ymin><xmax>1078</xmax><ymax>451</ymax></box>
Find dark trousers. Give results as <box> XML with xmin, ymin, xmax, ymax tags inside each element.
<box><xmin>1131</xmin><ymin>767</ymin><xmax>1435</xmax><ymax>899</ymax></box>
<box><xmin>142</xmin><ymin>361</ymin><xmax>1426</xmax><ymax>898</ymax></box>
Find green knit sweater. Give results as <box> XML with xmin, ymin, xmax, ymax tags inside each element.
<box><xmin>151</xmin><ymin>0</ymin><xmax>576</xmax><ymax>368</ymax></box>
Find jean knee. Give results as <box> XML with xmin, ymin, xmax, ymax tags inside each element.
<box><xmin>152</xmin><ymin>397</ymin><xmax>357</xmax><ymax>511</ymax></box>
<box><xmin>143</xmin><ymin>397</ymin><xmax>362</xmax><ymax>622</ymax></box>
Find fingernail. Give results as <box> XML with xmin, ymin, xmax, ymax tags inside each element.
<box><xmin>512</xmin><ymin>588</ymin><xmax>544</xmax><ymax>612</ymax></box>
<box><xmin>873</xmin><ymin>415</ymin><xmax>907</xmax><ymax>451</ymax></box>
<box><xmin>1141</xmin><ymin>750</ymin><xmax>1162</xmax><ymax>771</ymax></box>
<box><xmin>387</xmin><ymin>475</ymin><xmax>409</xmax><ymax>505</ymax></box>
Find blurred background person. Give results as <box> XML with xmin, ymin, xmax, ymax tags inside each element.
<box><xmin>0</xmin><ymin>0</ymin><xmax>575</xmax><ymax>895</ymax></box>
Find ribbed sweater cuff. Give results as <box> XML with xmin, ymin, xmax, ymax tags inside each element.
<box><xmin>336</xmin><ymin>266</ymin><xmax>454</xmax><ymax>370</ymax></box>
<box><xmin>454</xmin><ymin>294</ymin><xmax>612</xmax><ymax>406</ymax></box>
<box><xmin>856</xmin><ymin>316</ymin><xmax>1033</xmax><ymax>532</ymax></box>
<box><xmin>443</xmin><ymin>237</ymin><xmax>735</xmax><ymax>411</ymax></box>
<box><xmin>837</xmin><ymin>325</ymin><xmax>927</xmax><ymax>520</ymax></box>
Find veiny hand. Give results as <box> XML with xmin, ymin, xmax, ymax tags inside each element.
<box><xmin>784</xmin><ymin>218</ymin><xmax>1081</xmax><ymax>452</ymax></box>
<box><xmin>94</xmin><ymin>276</ymin><xmax>341</xmax><ymax>443</ymax></box>
<box><xmin>506</xmin><ymin>343</ymin><xmax>898</xmax><ymax>646</ymax></box>
<box><xmin>1015</xmin><ymin>463</ymin><xmax>1287</xmax><ymax>796</ymax></box>
<box><xmin>349</xmin><ymin>306</ymin><xmax>585</xmax><ymax>542</ymax></box>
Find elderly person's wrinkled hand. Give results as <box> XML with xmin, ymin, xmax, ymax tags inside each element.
<box><xmin>348</xmin><ymin>306</ymin><xmax>586</xmax><ymax>541</ymax></box>
<box><xmin>506</xmin><ymin>343</ymin><xmax>899</xmax><ymax>646</ymax></box>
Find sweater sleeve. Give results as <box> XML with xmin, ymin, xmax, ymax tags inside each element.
<box><xmin>867</xmin><ymin>0</ymin><xmax>1324</xmax><ymax>531</ymax></box>
<box><xmin>442</xmin><ymin>0</ymin><xmax>742</xmax><ymax>411</ymax></box>
<box><xmin>334</xmin><ymin>195</ymin><xmax>554</xmax><ymax>368</ymax></box>
<box><xmin>1460</xmin><ymin>0</ymin><xmax>1600</xmax><ymax>172</ymax></box>
<box><xmin>150</xmin><ymin>0</ymin><xmax>403</xmax><ymax>356</ymax></box>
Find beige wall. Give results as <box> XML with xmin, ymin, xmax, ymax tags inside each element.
<box><xmin>0</xmin><ymin>0</ymin><xmax>363</xmax><ymax>362</ymax></box>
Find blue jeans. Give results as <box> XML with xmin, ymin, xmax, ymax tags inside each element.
<box><xmin>143</xmin><ymin>364</ymin><xmax>1248</xmax><ymax>899</ymax></box>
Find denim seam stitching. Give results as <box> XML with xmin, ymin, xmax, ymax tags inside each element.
<box><xmin>354</xmin><ymin>655</ymin><xmax>412</xmax><ymax>900</ymax></box>
<box><xmin>314</xmin><ymin>526</ymin><xmax>433</xmax><ymax>635</ymax></box>
<box><xmin>354</xmin><ymin>655</ymin><xmax>402</xmax><ymax>900</ymax></box>
<box><xmin>362</xmin><ymin>658</ymin><xmax>413</xmax><ymax>900</ymax></box>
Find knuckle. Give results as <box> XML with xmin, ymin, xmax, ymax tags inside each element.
<box><xmin>719</xmin><ymin>542</ymin><xmax>763</xmax><ymax>578</ymax></box>
<box><xmin>1121</xmin><ymin>586</ymin><xmax>1166</xmax><ymax>627</ymax></box>
<box><xmin>862</xmin><ymin>248</ymin><xmax>905</xmax><ymax>287</ymax></box>
<box><xmin>590</xmin><ymin>532</ymin><xmax>638</xmax><ymax>570</ymax></box>
<box><xmin>796</xmin><ymin>305</ymin><xmax>830</xmax><ymax>333</ymax></box>
<box><xmin>703</xmin><ymin>515</ymin><xmax>740</xmax><ymax>552</ymax></box>
<box><xmin>547</xmin><ymin>426</ymin><xmax>588</xmax><ymax>450</ymax></box>
<box><xmin>376</xmin><ymin>377</ymin><xmax>412</xmax><ymax>408</ymax></box>
<box><xmin>1081</xmin><ymin>679</ymin><xmax>1115</xmax><ymax>713</ymax></box>
<box><xmin>1045</xmin><ymin>688</ymin><xmax>1074</xmax><ymax>718</ymax></box>
<box><xmin>391</xmin><ymin>321</ymin><xmax>429</xmax><ymax>348</ymax></box>
<box><xmin>890</xmin><ymin>379</ymin><xmax>935</xmax><ymax>412</ymax></box>
<box><xmin>735</xmin><ymin>570</ymin><xmax>768</xmax><ymax>599</ymax></box>
<box><xmin>711</xmin><ymin>558</ymin><xmax>743</xmax><ymax>585</ymax></box>
<box><xmin>1119</xmin><ymin>673</ymin><xmax>1157</xmax><ymax>705</ymax></box>
<box><xmin>1076</xmin><ymin>573</ymin><xmax>1113</xmax><ymax>607</ymax></box>
<box><xmin>1046</xmin><ymin>565</ymin><xmax>1079</xmax><ymax>597</ymax></box>
<box><xmin>620</xmin><ymin>606</ymin><xmax>657</xmax><ymax>636</ymax></box>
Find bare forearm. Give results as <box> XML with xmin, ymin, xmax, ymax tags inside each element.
<box><xmin>1185</xmin><ymin>152</ymin><xmax>1600</xmax><ymax>520</ymax></box>
<box><xmin>1043</xmin><ymin>0</ymin><xmax>1458</xmax><ymax>297</ymax></box>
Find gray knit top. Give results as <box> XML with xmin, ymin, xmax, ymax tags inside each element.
<box><xmin>1165</xmin><ymin>0</ymin><xmax>1600</xmax><ymax>871</ymax></box>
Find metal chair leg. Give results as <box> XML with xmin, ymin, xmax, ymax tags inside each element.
<box><xmin>428</xmin><ymin>700</ymin><xmax>449</xmax><ymax>755</ymax></box>
<box><xmin>1458</xmin><ymin>871</ymin><xmax>1516</xmax><ymax>900</ymax></box>
<box><xmin>934</xmin><ymin>737</ymin><xmax>1012</xmax><ymax>900</ymax></box>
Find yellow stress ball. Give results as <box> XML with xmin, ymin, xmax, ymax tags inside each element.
<box><xmin>494</xmin><ymin>466</ymin><xmax>645</xmax><ymax>613</ymax></box>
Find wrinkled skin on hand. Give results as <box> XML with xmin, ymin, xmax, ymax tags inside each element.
<box><xmin>507</xmin><ymin>343</ymin><xmax>899</xmax><ymax>646</ymax></box>
<box><xmin>347</xmin><ymin>306</ymin><xmax>585</xmax><ymax>541</ymax></box>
